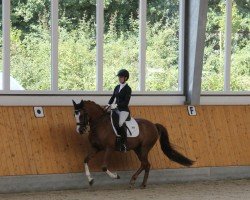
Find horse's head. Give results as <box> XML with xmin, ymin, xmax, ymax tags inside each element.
<box><xmin>72</xmin><ymin>100</ymin><xmax>90</xmax><ymax>135</ymax></box>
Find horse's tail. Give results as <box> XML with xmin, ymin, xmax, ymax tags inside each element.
<box><xmin>155</xmin><ymin>123</ymin><xmax>194</xmax><ymax>166</ymax></box>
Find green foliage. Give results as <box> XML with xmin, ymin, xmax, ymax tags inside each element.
<box><xmin>58</xmin><ymin>16</ymin><xmax>96</xmax><ymax>90</ymax></box>
<box><xmin>230</xmin><ymin>1</ymin><xmax>250</xmax><ymax>91</ymax></box>
<box><xmin>146</xmin><ymin>0</ymin><xmax>179</xmax><ymax>91</ymax></box>
<box><xmin>231</xmin><ymin>42</ymin><xmax>250</xmax><ymax>91</ymax></box>
<box><xmin>202</xmin><ymin>0</ymin><xmax>250</xmax><ymax>91</ymax></box>
<box><xmin>146</xmin><ymin>21</ymin><xmax>179</xmax><ymax>91</ymax></box>
<box><xmin>0</xmin><ymin>0</ymin><xmax>249</xmax><ymax>91</ymax></box>
<box><xmin>103</xmin><ymin>10</ymin><xmax>139</xmax><ymax>91</ymax></box>
<box><xmin>10</xmin><ymin>26</ymin><xmax>51</xmax><ymax>90</ymax></box>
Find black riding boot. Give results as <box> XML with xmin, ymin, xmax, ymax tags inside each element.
<box><xmin>118</xmin><ymin>124</ymin><xmax>127</xmax><ymax>152</ymax></box>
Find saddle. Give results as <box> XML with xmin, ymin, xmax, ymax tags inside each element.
<box><xmin>110</xmin><ymin>110</ymin><xmax>139</xmax><ymax>138</ymax></box>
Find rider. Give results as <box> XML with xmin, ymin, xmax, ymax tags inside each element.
<box><xmin>106</xmin><ymin>69</ymin><xmax>132</xmax><ymax>152</ymax></box>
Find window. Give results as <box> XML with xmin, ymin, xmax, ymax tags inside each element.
<box><xmin>0</xmin><ymin>2</ymin><xmax>2</xmax><ymax>90</ymax></box>
<box><xmin>1</xmin><ymin>0</ymin><xmax>183</xmax><ymax>94</ymax></box>
<box><xmin>10</xmin><ymin>0</ymin><xmax>51</xmax><ymax>90</ymax></box>
<box><xmin>58</xmin><ymin>0</ymin><xmax>96</xmax><ymax>91</ymax></box>
<box><xmin>202</xmin><ymin>0</ymin><xmax>249</xmax><ymax>92</ymax></box>
<box><xmin>231</xmin><ymin>0</ymin><xmax>250</xmax><ymax>91</ymax></box>
<box><xmin>146</xmin><ymin>0</ymin><xmax>180</xmax><ymax>91</ymax></box>
<box><xmin>103</xmin><ymin>0</ymin><xmax>140</xmax><ymax>91</ymax></box>
<box><xmin>202</xmin><ymin>0</ymin><xmax>225</xmax><ymax>91</ymax></box>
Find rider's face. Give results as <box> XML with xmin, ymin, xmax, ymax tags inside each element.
<box><xmin>119</xmin><ymin>76</ymin><xmax>126</xmax><ymax>84</ymax></box>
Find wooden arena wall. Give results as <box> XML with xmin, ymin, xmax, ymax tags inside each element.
<box><xmin>0</xmin><ymin>105</ymin><xmax>249</xmax><ymax>176</ymax></box>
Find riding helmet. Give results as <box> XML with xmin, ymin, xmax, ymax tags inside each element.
<box><xmin>117</xmin><ymin>69</ymin><xmax>129</xmax><ymax>80</ymax></box>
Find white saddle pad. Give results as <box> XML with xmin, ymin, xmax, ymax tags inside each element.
<box><xmin>111</xmin><ymin>115</ymin><xmax>139</xmax><ymax>138</ymax></box>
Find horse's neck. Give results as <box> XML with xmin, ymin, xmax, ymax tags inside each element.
<box><xmin>88</xmin><ymin>113</ymin><xmax>110</xmax><ymax>138</ymax></box>
<box><xmin>87</xmin><ymin>105</ymin><xmax>106</xmax><ymax>124</ymax></box>
<box><xmin>89</xmin><ymin>112</ymin><xmax>106</xmax><ymax>124</ymax></box>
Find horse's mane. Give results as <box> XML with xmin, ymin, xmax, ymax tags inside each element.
<box><xmin>84</xmin><ymin>100</ymin><xmax>105</xmax><ymax>114</ymax></box>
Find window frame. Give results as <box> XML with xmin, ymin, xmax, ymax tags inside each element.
<box><xmin>201</xmin><ymin>0</ymin><xmax>250</xmax><ymax>95</ymax></box>
<box><xmin>1</xmin><ymin>0</ymin><xmax>183</xmax><ymax>95</ymax></box>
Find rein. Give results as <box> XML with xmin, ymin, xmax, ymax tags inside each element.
<box><xmin>76</xmin><ymin>108</ymin><xmax>108</xmax><ymax>132</ymax></box>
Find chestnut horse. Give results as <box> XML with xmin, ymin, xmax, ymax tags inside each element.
<box><xmin>73</xmin><ymin>100</ymin><xmax>194</xmax><ymax>188</ymax></box>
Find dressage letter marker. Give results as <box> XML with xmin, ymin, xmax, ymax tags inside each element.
<box><xmin>187</xmin><ymin>106</ymin><xmax>197</xmax><ymax>116</ymax></box>
<box><xmin>34</xmin><ymin>107</ymin><xmax>45</xmax><ymax>118</ymax></box>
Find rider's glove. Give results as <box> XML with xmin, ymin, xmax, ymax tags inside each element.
<box><xmin>104</xmin><ymin>104</ymin><xmax>110</xmax><ymax>110</ymax></box>
<box><xmin>111</xmin><ymin>104</ymin><xmax>117</xmax><ymax>110</ymax></box>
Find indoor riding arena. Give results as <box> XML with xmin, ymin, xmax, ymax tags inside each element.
<box><xmin>0</xmin><ymin>0</ymin><xmax>249</xmax><ymax>200</ymax></box>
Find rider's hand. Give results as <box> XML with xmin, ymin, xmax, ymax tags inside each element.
<box><xmin>104</xmin><ymin>104</ymin><xmax>110</xmax><ymax>110</ymax></box>
<box><xmin>111</xmin><ymin>104</ymin><xmax>117</xmax><ymax>110</ymax></box>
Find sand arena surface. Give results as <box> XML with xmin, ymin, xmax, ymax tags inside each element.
<box><xmin>0</xmin><ymin>179</ymin><xmax>250</xmax><ymax>200</ymax></box>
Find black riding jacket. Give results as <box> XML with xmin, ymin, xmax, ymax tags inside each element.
<box><xmin>108</xmin><ymin>84</ymin><xmax>132</xmax><ymax>112</ymax></box>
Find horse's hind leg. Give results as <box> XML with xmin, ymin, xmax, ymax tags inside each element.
<box><xmin>129</xmin><ymin>149</ymin><xmax>144</xmax><ymax>187</ymax></box>
<box><xmin>84</xmin><ymin>147</ymin><xmax>99</xmax><ymax>186</ymax></box>
<box><xmin>129</xmin><ymin>164</ymin><xmax>144</xmax><ymax>188</ymax></box>
<box><xmin>140</xmin><ymin>161</ymin><xmax>150</xmax><ymax>188</ymax></box>
<box><xmin>140</xmin><ymin>148</ymin><xmax>151</xmax><ymax>188</ymax></box>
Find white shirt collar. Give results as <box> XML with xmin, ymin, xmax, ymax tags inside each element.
<box><xmin>119</xmin><ymin>82</ymin><xmax>127</xmax><ymax>92</ymax></box>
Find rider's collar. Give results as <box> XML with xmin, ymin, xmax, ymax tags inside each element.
<box><xmin>120</xmin><ymin>82</ymin><xmax>127</xmax><ymax>87</ymax></box>
<box><xmin>119</xmin><ymin>82</ymin><xmax>127</xmax><ymax>91</ymax></box>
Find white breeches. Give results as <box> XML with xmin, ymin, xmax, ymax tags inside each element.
<box><xmin>115</xmin><ymin>110</ymin><xmax>129</xmax><ymax>127</ymax></box>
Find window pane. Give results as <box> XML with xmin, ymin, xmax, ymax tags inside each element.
<box><xmin>146</xmin><ymin>0</ymin><xmax>180</xmax><ymax>91</ymax></box>
<box><xmin>103</xmin><ymin>0</ymin><xmax>139</xmax><ymax>91</ymax></box>
<box><xmin>58</xmin><ymin>0</ymin><xmax>96</xmax><ymax>91</ymax></box>
<box><xmin>202</xmin><ymin>0</ymin><xmax>225</xmax><ymax>91</ymax></box>
<box><xmin>231</xmin><ymin>0</ymin><xmax>250</xmax><ymax>91</ymax></box>
<box><xmin>0</xmin><ymin>2</ymin><xmax>2</xmax><ymax>90</ymax></box>
<box><xmin>10</xmin><ymin>0</ymin><xmax>51</xmax><ymax>90</ymax></box>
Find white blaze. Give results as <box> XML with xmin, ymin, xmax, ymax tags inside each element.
<box><xmin>75</xmin><ymin>112</ymin><xmax>80</xmax><ymax>133</ymax></box>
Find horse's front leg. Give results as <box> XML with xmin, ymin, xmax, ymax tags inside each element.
<box><xmin>102</xmin><ymin>148</ymin><xmax>120</xmax><ymax>179</ymax></box>
<box><xmin>84</xmin><ymin>147</ymin><xmax>99</xmax><ymax>186</ymax></box>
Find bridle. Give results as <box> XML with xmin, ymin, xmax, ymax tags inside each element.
<box><xmin>74</xmin><ymin>105</ymin><xmax>110</xmax><ymax>134</ymax></box>
<box><xmin>74</xmin><ymin>108</ymin><xmax>90</xmax><ymax>134</ymax></box>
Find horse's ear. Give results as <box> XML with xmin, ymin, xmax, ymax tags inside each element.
<box><xmin>72</xmin><ymin>100</ymin><xmax>77</xmax><ymax>107</ymax></box>
<box><xmin>80</xmin><ymin>100</ymin><xmax>84</xmax><ymax>107</ymax></box>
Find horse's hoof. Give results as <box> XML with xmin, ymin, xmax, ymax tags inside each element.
<box><xmin>117</xmin><ymin>174</ymin><xmax>121</xmax><ymax>179</ymax></box>
<box><xmin>140</xmin><ymin>184</ymin><xmax>146</xmax><ymax>189</ymax></box>
<box><xmin>129</xmin><ymin>184</ymin><xmax>135</xmax><ymax>189</ymax></box>
<box><xmin>89</xmin><ymin>179</ymin><xmax>94</xmax><ymax>186</ymax></box>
